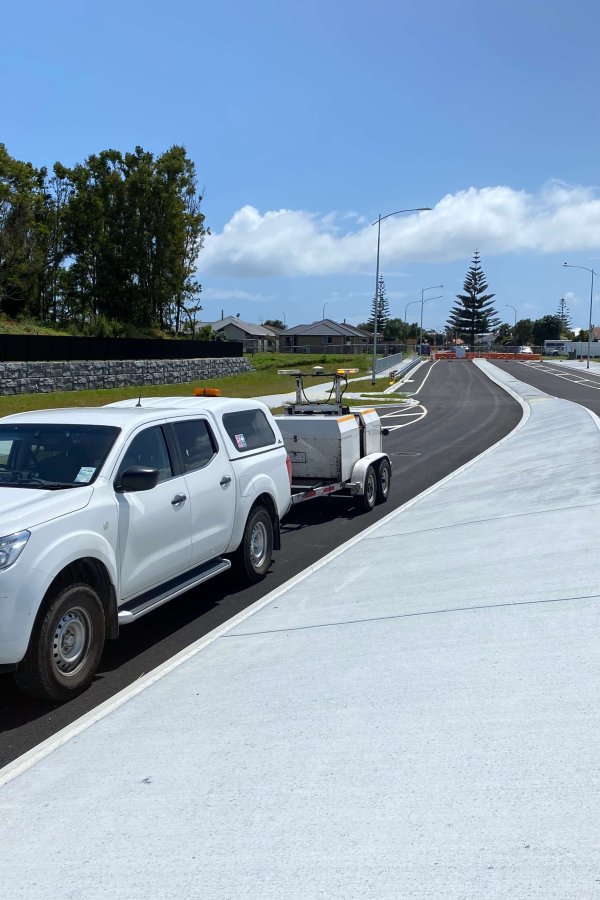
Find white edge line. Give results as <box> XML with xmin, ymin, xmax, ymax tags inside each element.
<box><xmin>0</xmin><ymin>359</ymin><xmax>531</xmax><ymax>790</ymax></box>
<box><xmin>404</xmin><ymin>358</ymin><xmax>438</xmax><ymax>395</ymax></box>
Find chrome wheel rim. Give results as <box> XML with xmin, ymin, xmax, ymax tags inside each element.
<box><xmin>52</xmin><ymin>606</ymin><xmax>93</xmax><ymax>676</ymax></box>
<box><xmin>250</xmin><ymin>520</ymin><xmax>268</xmax><ymax>569</ymax></box>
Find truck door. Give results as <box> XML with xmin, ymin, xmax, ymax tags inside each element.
<box><xmin>114</xmin><ymin>424</ymin><xmax>192</xmax><ymax>600</ymax></box>
<box><xmin>170</xmin><ymin>418</ymin><xmax>236</xmax><ymax>563</ymax></box>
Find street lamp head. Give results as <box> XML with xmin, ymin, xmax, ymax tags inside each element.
<box><xmin>372</xmin><ymin>207</ymin><xmax>433</xmax><ymax>226</ymax></box>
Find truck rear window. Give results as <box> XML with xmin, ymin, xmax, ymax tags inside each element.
<box><xmin>222</xmin><ymin>409</ymin><xmax>275</xmax><ymax>453</ymax></box>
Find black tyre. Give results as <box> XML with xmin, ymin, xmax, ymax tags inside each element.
<box><xmin>360</xmin><ymin>465</ymin><xmax>377</xmax><ymax>512</ymax></box>
<box><xmin>233</xmin><ymin>506</ymin><xmax>274</xmax><ymax>584</ymax></box>
<box><xmin>15</xmin><ymin>583</ymin><xmax>105</xmax><ymax>701</ymax></box>
<box><xmin>376</xmin><ymin>459</ymin><xmax>391</xmax><ymax>504</ymax></box>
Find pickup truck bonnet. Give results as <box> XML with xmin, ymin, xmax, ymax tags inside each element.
<box><xmin>0</xmin><ymin>486</ymin><xmax>94</xmax><ymax>535</ymax></box>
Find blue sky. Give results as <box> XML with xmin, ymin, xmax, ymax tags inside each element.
<box><xmin>3</xmin><ymin>0</ymin><xmax>600</xmax><ymax>331</ymax></box>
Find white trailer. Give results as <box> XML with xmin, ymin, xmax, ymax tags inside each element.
<box><xmin>274</xmin><ymin>368</ymin><xmax>392</xmax><ymax>513</ymax></box>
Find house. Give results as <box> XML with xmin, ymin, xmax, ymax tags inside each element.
<box><xmin>279</xmin><ymin>319</ymin><xmax>372</xmax><ymax>354</ymax></box>
<box><xmin>208</xmin><ymin>317</ymin><xmax>280</xmax><ymax>353</ymax></box>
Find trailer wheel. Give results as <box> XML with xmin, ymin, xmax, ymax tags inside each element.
<box><xmin>233</xmin><ymin>506</ymin><xmax>274</xmax><ymax>584</ymax></box>
<box><xmin>15</xmin><ymin>583</ymin><xmax>105</xmax><ymax>701</ymax></box>
<box><xmin>376</xmin><ymin>459</ymin><xmax>391</xmax><ymax>504</ymax></box>
<box><xmin>360</xmin><ymin>465</ymin><xmax>377</xmax><ymax>512</ymax></box>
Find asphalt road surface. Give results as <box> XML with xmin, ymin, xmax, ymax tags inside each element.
<box><xmin>490</xmin><ymin>358</ymin><xmax>600</xmax><ymax>416</ymax></box>
<box><xmin>0</xmin><ymin>360</ymin><xmax>521</xmax><ymax>767</ymax></box>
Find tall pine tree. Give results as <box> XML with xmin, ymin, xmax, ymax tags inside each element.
<box><xmin>555</xmin><ymin>297</ymin><xmax>572</xmax><ymax>333</ymax></box>
<box><xmin>446</xmin><ymin>251</ymin><xmax>499</xmax><ymax>347</ymax></box>
<box><xmin>369</xmin><ymin>274</ymin><xmax>390</xmax><ymax>333</ymax></box>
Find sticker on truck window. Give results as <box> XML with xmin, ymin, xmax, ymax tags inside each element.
<box><xmin>75</xmin><ymin>467</ymin><xmax>96</xmax><ymax>483</ymax></box>
<box><xmin>223</xmin><ymin>410</ymin><xmax>276</xmax><ymax>453</ymax></box>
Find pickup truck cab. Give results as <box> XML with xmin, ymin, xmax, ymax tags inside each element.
<box><xmin>0</xmin><ymin>397</ymin><xmax>291</xmax><ymax>700</ymax></box>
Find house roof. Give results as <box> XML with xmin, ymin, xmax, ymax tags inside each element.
<box><xmin>281</xmin><ymin>318</ymin><xmax>371</xmax><ymax>338</ymax></box>
<box><xmin>209</xmin><ymin>317</ymin><xmax>277</xmax><ymax>338</ymax></box>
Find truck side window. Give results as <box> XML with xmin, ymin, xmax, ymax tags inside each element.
<box><xmin>222</xmin><ymin>409</ymin><xmax>275</xmax><ymax>453</ymax></box>
<box><xmin>172</xmin><ymin>419</ymin><xmax>217</xmax><ymax>472</ymax></box>
<box><xmin>116</xmin><ymin>426</ymin><xmax>173</xmax><ymax>484</ymax></box>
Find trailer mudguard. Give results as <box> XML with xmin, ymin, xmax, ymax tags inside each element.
<box><xmin>349</xmin><ymin>453</ymin><xmax>391</xmax><ymax>495</ymax></box>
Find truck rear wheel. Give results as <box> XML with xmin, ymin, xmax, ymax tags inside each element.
<box><xmin>360</xmin><ymin>465</ymin><xmax>377</xmax><ymax>512</ymax></box>
<box><xmin>233</xmin><ymin>506</ymin><xmax>274</xmax><ymax>584</ymax></box>
<box><xmin>376</xmin><ymin>459</ymin><xmax>391</xmax><ymax>504</ymax></box>
<box><xmin>15</xmin><ymin>583</ymin><xmax>105</xmax><ymax>702</ymax></box>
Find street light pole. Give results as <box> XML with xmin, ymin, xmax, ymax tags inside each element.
<box><xmin>404</xmin><ymin>300</ymin><xmax>419</xmax><ymax>323</ymax></box>
<box><xmin>403</xmin><ymin>300</ymin><xmax>419</xmax><ymax>352</ymax></box>
<box><xmin>322</xmin><ymin>301</ymin><xmax>328</xmax><ymax>321</ymax></box>
<box><xmin>505</xmin><ymin>304</ymin><xmax>517</xmax><ymax>343</ymax></box>
<box><xmin>419</xmin><ymin>286</ymin><xmax>443</xmax><ymax>355</ymax></box>
<box><xmin>371</xmin><ymin>207</ymin><xmax>431</xmax><ymax>384</ymax></box>
<box><xmin>563</xmin><ymin>263</ymin><xmax>597</xmax><ymax>369</ymax></box>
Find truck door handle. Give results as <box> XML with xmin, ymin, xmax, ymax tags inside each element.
<box><xmin>220</xmin><ymin>475</ymin><xmax>232</xmax><ymax>486</ymax></box>
<box><xmin>171</xmin><ymin>493</ymin><xmax>187</xmax><ymax>505</ymax></box>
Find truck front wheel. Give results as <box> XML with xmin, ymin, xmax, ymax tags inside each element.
<box><xmin>360</xmin><ymin>465</ymin><xmax>377</xmax><ymax>512</ymax></box>
<box><xmin>233</xmin><ymin>506</ymin><xmax>274</xmax><ymax>585</ymax></box>
<box><xmin>15</xmin><ymin>583</ymin><xmax>105</xmax><ymax>701</ymax></box>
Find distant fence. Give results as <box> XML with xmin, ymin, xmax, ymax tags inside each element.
<box><xmin>374</xmin><ymin>351</ymin><xmax>404</xmax><ymax>375</ymax></box>
<box><xmin>0</xmin><ymin>334</ymin><xmax>243</xmax><ymax>362</ymax></box>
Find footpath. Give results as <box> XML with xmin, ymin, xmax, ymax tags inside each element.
<box><xmin>2</xmin><ymin>359</ymin><xmax>600</xmax><ymax>898</ymax></box>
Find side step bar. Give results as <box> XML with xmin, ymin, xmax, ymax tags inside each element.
<box><xmin>118</xmin><ymin>557</ymin><xmax>232</xmax><ymax>624</ymax></box>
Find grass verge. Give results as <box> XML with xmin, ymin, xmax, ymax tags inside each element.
<box><xmin>0</xmin><ymin>352</ymin><xmax>382</xmax><ymax>416</ymax></box>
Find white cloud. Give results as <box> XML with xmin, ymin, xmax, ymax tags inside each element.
<box><xmin>201</xmin><ymin>182</ymin><xmax>600</xmax><ymax>277</ymax></box>
<box><xmin>201</xmin><ymin>287</ymin><xmax>271</xmax><ymax>303</ymax></box>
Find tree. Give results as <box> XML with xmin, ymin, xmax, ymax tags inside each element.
<box><xmin>532</xmin><ymin>315</ymin><xmax>562</xmax><ymax>346</ymax></box>
<box><xmin>0</xmin><ymin>144</ymin><xmax>49</xmax><ymax>318</ymax></box>
<box><xmin>61</xmin><ymin>145</ymin><xmax>206</xmax><ymax>330</ymax></box>
<box><xmin>555</xmin><ymin>298</ymin><xmax>572</xmax><ymax>333</ymax></box>
<box><xmin>0</xmin><ymin>143</ymin><xmax>207</xmax><ymax>333</ymax></box>
<box><xmin>369</xmin><ymin>274</ymin><xmax>390</xmax><ymax>333</ymax></box>
<box><xmin>514</xmin><ymin>318</ymin><xmax>534</xmax><ymax>345</ymax></box>
<box><xmin>384</xmin><ymin>316</ymin><xmax>418</xmax><ymax>341</ymax></box>
<box><xmin>264</xmin><ymin>319</ymin><xmax>285</xmax><ymax>329</ymax></box>
<box><xmin>446</xmin><ymin>251</ymin><xmax>500</xmax><ymax>347</ymax></box>
<box><xmin>495</xmin><ymin>323</ymin><xmax>513</xmax><ymax>345</ymax></box>
<box><xmin>44</xmin><ymin>163</ymin><xmax>72</xmax><ymax>322</ymax></box>
<box><xmin>179</xmin><ymin>301</ymin><xmax>204</xmax><ymax>337</ymax></box>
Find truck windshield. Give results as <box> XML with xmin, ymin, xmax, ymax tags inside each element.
<box><xmin>0</xmin><ymin>424</ymin><xmax>120</xmax><ymax>488</ymax></box>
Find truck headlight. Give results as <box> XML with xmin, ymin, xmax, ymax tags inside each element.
<box><xmin>0</xmin><ymin>531</ymin><xmax>30</xmax><ymax>570</ymax></box>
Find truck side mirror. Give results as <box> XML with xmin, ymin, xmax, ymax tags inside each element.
<box><xmin>118</xmin><ymin>466</ymin><xmax>160</xmax><ymax>492</ymax></box>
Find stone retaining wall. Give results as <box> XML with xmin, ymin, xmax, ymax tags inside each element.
<box><xmin>0</xmin><ymin>357</ymin><xmax>253</xmax><ymax>396</ymax></box>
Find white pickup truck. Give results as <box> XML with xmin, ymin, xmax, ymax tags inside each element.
<box><xmin>0</xmin><ymin>397</ymin><xmax>291</xmax><ymax>700</ymax></box>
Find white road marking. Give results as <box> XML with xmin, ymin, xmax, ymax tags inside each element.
<box><xmin>405</xmin><ymin>359</ymin><xmax>438</xmax><ymax>395</ymax></box>
<box><xmin>515</xmin><ymin>361</ymin><xmax>600</xmax><ymax>391</ymax></box>
<box><xmin>380</xmin><ymin>404</ymin><xmax>427</xmax><ymax>430</ymax></box>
